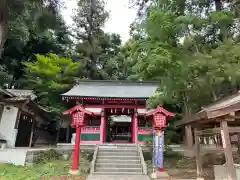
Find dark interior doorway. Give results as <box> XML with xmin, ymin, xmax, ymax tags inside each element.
<box><xmin>107</xmin><ymin>115</ymin><xmax>132</xmax><ymax>143</ymax></box>
<box><xmin>15</xmin><ymin>113</ymin><xmax>33</xmax><ymax>147</ymax></box>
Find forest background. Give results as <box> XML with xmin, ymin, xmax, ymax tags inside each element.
<box><xmin>1</xmin><ymin>0</ymin><xmax>240</xmax><ymax>142</ymax></box>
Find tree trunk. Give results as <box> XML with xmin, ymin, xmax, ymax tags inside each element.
<box><xmin>0</xmin><ymin>0</ymin><xmax>8</xmax><ymax>58</ymax></box>
<box><xmin>214</xmin><ymin>0</ymin><xmax>222</xmax><ymax>11</ymax></box>
<box><xmin>176</xmin><ymin>0</ymin><xmax>186</xmax><ymax>16</ymax></box>
<box><xmin>214</xmin><ymin>0</ymin><xmax>227</xmax><ymax>40</ymax></box>
<box><xmin>182</xmin><ymin>92</ymin><xmax>190</xmax><ymax>116</ymax></box>
<box><xmin>212</xmin><ymin>90</ymin><xmax>218</xmax><ymax>101</ymax></box>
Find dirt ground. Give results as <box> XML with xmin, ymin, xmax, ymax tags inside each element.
<box><xmin>163</xmin><ymin>151</ymin><xmax>240</xmax><ymax>180</ymax></box>
<box><xmin>166</xmin><ymin>168</ymin><xmax>214</xmax><ymax>180</ymax></box>
<box><xmin>146</xmin><ymin>151</ymin><xmax>226</xmax><ymax>180</ymax></box>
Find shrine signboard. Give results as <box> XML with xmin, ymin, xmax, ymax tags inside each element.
<box><xmin>153</xmin><ymin>113</ymin><xmax>166</xmax><ymax>129</ymax></box>
<box><xmin>72</xmin><ymin>112</ymin><xmax>85</xmax><ymax>127</ymax></box>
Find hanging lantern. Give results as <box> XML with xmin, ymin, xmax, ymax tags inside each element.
<box><xmin>72</xmin><ymin>111</ymin><xmax>85</xmax><ymax>127</ymax></box>
<box><xmin>153</xmin><ymin>113</ymin><xmax>166</xmax><ymax>130</ymax></box>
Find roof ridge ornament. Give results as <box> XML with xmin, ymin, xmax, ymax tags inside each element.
<box><xmin>146</xmin><ymin>106</ymin><xmax>175</xmax><ymax>117</ymax></box>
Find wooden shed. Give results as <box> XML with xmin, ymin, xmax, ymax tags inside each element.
<box><xmin>176</xmin><ymin>92</ymin><xmax>240</xmax><ymax>179</ymax></box>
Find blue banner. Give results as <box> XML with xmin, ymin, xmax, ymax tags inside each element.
<box><xmin>154</xmin><ymin>130</ymin><xmax>164</xmax><ymax>168</ymax></box>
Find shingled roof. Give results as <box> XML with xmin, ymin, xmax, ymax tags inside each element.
<box><xmin>5</xmin><ymin>89</ymin><xmax>37</xmax><ymax>101</ymax></box>
<box><xmin>62</xmin><ymin>80</ymin><xmax>159</xmax><ymax>99</ymax></box>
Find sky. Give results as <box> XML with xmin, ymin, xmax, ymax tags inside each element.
<box><xmin>62</xmin><ymin>0</ymin><xmax>137</xmax><ymax>43</ymax></box>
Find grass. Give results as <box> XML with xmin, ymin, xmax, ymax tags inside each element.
<box><xmin>0</xmin><ymin>150</ymin><xmax>92</xmax><ymax>180</ymax></box>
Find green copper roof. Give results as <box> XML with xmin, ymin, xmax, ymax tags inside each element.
<box><xmin>62</xmin><ymin>80</ymin><xmax>159</xmax><ymax>99</ymax></box>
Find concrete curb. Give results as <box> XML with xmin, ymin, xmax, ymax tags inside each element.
<box><xmin>138</xmin><ymin>145</ymin><xmax>147</xmax><ymax>175</ymax></box>
<box><xmin>90</xmin><ymin>145</ymin><xmax>99</xmax><ymax>174</ymax></box>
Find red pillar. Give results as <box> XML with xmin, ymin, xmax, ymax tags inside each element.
<box><xmin>103</xmin><ymin>110</ymin><xmax>107</xmax><ymax>142</ymax></box>
<box><xmin>132</xmin><ymin>111</ymin><xmax>138</xmax><ymax>143</ymax></box>
<box><xmin>134</xmin><ymin>115</ymin><xmax>138</xmax><ymax>143</ymax></box>
<box><xmin>100</xmin><ymin>110</ymin><xmax>105</xmax><ymax>144</ymax></box>
<box><xmin>71</xmin><ymin>126</ymin><xmax>81</xmax><ymax>172</ymax></box>
<box><xmin>132</xmin><ymin>115</ymin><xmax>135</xmax><ymax>143</ymax></box>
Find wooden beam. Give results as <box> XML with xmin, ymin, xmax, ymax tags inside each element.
<box><xmin>229</xmin><ymin>127</ymin><xmax>240</xmax><ymax>133</ymax></box>
<box><xmin>194</xmin><ymin>128</ymin><xmax>203</xmax><ymax>179</ymax></box>
<box><xmin>28</xmin><ymin>117</ymin><xmax>35</xmax><ymax>148</ymax></box>
<box><xmin>196</xmin><ymin>127</ymin><xmax>221</xmax><ymax>135</ymax></box>
<box><xmin>66</xmin><ymin>125</ymin><xmax>70</xmax><ymax>143</ymax></box>
<box><xmin>220</xmin><ymin>120</ymin><xmax>237</xmax><ymax>180</ymax></box>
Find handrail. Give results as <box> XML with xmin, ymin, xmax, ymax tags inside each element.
<box><xmin>90</xmin><ymin>145</ymin><xmax>99</xmax><ymax>174</ymax></box>
<box><xmin>138</xmin><ymin>145</ymin><xmax>147</xmax><ymax>175</ymax></box>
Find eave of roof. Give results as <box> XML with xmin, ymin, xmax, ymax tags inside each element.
<box><xmin>74</xmin><ymin>79</ymin><xmax>160</xmax><ymax>85</ymax></box>
<box><xmin>6</xmin><ymin>89</ymin><xmax>37</xmax><ymax>100</ymax></box>
<box><xmin>0</xmin><ymin>88</ymin><xmax>14</xmax><ymax>97</ymax></box>
<box><xmin>176</xmin><ymin>92</ymin><xmax>240</xmax><ymax>127</ymax></box>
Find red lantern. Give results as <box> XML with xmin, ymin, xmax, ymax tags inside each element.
<box><xmin>153</xmin><ymin>113</ymin><xmax>166</xmax><ymax>130</ymax></box>
<box><xmin>72</xmin><ymin>111</ymin><xmax>85</xmax><ymax>127</ymax></box>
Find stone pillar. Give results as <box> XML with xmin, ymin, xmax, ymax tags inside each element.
<box><xmin>185</xmin><ymin>125</ymin><xmax>193</xmax><ymax>147</ymax></box>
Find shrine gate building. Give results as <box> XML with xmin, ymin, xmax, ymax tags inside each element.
<box><xmin>62</xmin><ymin>80</ymin><xmax>163</xmax><ymax>144</ymax></box>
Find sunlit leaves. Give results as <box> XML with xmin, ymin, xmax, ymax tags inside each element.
<box><xmin>24</xmin><ymin>53</ymin><xmax>82</xmax><ymax>112</ymax></box>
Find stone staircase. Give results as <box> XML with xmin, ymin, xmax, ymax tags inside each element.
<box><xmin>91</xmin><ymin>144</ymin><xmax>147</xmax><ymax>175</ymax></box>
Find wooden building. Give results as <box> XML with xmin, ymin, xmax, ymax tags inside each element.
<box><xmin>176</xmin><ymin>92</ymin><xmax>240</xmax><ymax>179</ymax></box>
<box><xmin>0</xmin><ymin>88</ymin><xmax>57</xmax><ymax>148</ymax></box>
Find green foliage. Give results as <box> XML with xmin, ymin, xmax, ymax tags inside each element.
<box><xmin>0</xmin><ymin>0</ymin><xmax>72</xmax><ymax>88</ymax></box>
<box><xmin>130</xmin><ymin>0</ymin><xmax>240</xmax><ymax>116</ymax></box>
<box><xmin>23</xmin><ymin>53</ymin><xmax>81</xmax><ymax>112</ymax></box>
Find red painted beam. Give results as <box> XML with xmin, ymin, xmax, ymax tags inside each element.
<box><xmin>83</xmin><ymin>104</ymin><xmax>146</xmax><ymax>108</ymax></box>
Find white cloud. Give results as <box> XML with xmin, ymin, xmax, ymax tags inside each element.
<box><xmin>61</xmin><ymin>0</ymin><xmax>137</xmax><ymax>43</ymax></box>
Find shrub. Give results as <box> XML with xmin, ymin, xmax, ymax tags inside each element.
<box><xmin>34</xmin><ymin>149</ymin><xmax>62</xmax><ymax>164</ymax></box>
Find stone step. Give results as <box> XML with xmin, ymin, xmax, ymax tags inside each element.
<box><xmin>96</xmin><ymin>159</ymin><xmax>141</xmax><ymax>164</ymax></box>
<box><xmin>98</xmin><ymin>148</ymin><xmax>138</xmax><ymax>151</ymax></box>
<box><xmin>98</xmin><ymin>145</ymin><xmax>137</xmax><ymax>150</ymax></box>
<box><xmin>95</xmin><ymin>167</ymin><xmax>143</xmax><ymax>173</ymax></box>
<box><xmin>97</xmin><ymin>155</ymin><xmax>140</xmax><ymax>160</ymax></box>
<box><xmin>95</xmin><ymin>163</ymin><xmax>142</xmax><ymax>169</ymax></box>
<box><xmin>98</xmin><ymin>148</ymin><xmax>138</xmax><ymax>152</ymax></box>
<box><xmin>92</xmin><ymin>172</ymin><xmax>144</xmax><ymax>175</ymax></box>
<box><xmin>98</xmin><ymin>151</ymin><xmax>138</xmax><ymax>156</ymax></box>
<box><xmin>99</xmin><ymin>144</ymin><xmax>137</xmax><ymax>147</ymax></box>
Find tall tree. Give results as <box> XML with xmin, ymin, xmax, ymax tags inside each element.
<box><xmin>0</xmin><ymin>0</ymin><xmax>63</xmax><ymax>58</ymax></box>
<box><xmin>0</xmin><ymin>0</ymin><xmax>72</xmax><ymax>87</ymax></box>
<box><xmin>73</xmin><ymin>0</ymin><xmax>110</xmax><ymax>79</ymax></box>
<box><xmin>0</xmin><ymin>0</ymin><xmax>8</xmax><ymax>57</ymax></box>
